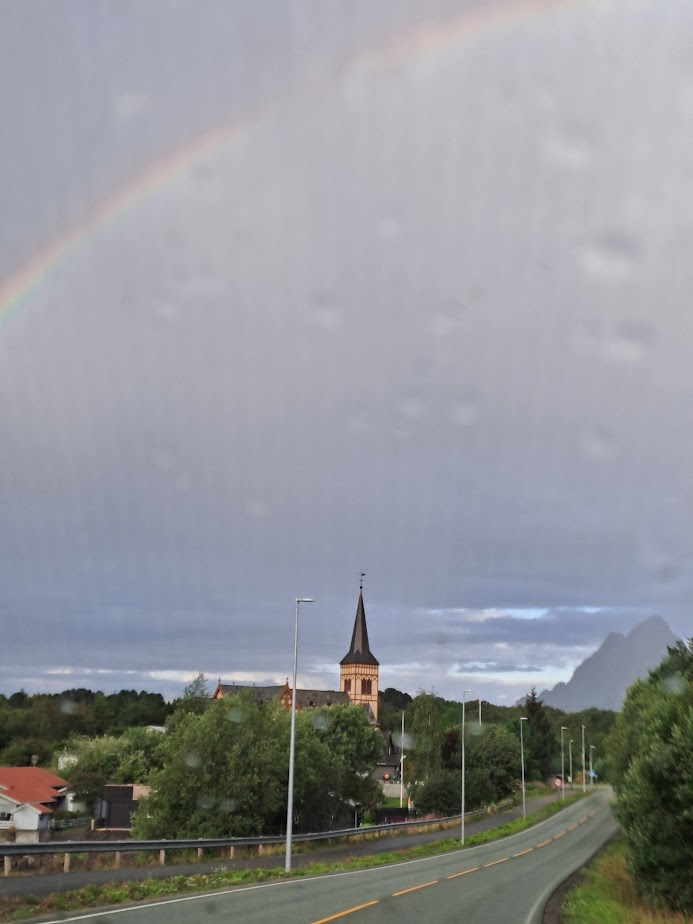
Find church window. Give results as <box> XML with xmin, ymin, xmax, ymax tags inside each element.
<box><xmin>343</xmin><ymin>678</ymin><xmax>351</xmax><ymax>693</ymax></box>
<box><xmin>362</xmin><ymin>678</ymin><xmax>372</xmax><ymax>695</ymax></box>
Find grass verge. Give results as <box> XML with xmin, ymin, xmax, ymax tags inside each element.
<box><xmin>0</xmin><ymin>792</ymin><xmax>585</xmax><ymax>923</ymax></box>
<box><xmin>561</xmin><ymin>839</ymin><xmax>692</xmax><ymax>924</ymax></box>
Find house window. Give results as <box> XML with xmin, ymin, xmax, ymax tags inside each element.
<box><xmin>343</xmin><ymin>678</ymin><xmax>351</xmax><ymax>693</ymax></box>
<box><xmin>0</xmin><ymin>812</ymin><xmax>11</xmax><ymax>821</ymax></box>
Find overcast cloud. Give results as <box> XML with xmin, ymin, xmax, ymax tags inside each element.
<box><xmin>0</xmin><ymin>0</ymin><xmax>692</xmax><ymax>705</ymax></box>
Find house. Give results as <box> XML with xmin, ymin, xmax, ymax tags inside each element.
<box><xmin>0</xmin><ymin>767</ymin><xmax>70</xmax><ymax>843</ymax></box>
<box><xmin>96</xmin><ymin>784</ymin><xmax>151</xmax><ymax>830</ymax></box>
<box><xmin>213</xmin><ymin>582</ymin><xmax>381</xmax><ymax>722</ymax></box>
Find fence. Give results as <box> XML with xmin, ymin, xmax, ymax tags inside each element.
<box><xmin>1</xmin><ymin>800</ymin><xmax>513</xmax><ymax>877</ymax></box>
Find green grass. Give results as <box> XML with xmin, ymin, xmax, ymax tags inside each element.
<box><xmin>561</xmin><ymin>840</ymin><xmax>693</xmax><ymax>924</ymax></box>
<box><xmin>0</xmin><ymin>793</ymin><xmax>586</xmax><ymax>923</ymax></box>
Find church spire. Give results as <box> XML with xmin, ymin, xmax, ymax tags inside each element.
<box><xmin>340</xmin><ymin>584</ymin><xmax>379</xmax><ymax>667</ymax></box>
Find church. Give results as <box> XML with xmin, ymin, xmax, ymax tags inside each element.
<box><xmin>212</xmin><ymin>584</ymin><xmax>380</xmax><ymax>722</ymax></box>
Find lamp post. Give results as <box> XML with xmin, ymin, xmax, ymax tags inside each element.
<box><xmin>520</xmin><ymin>717</ymin><xmax>528</xmax><ymax>819</ymax></box>
<box><xmin>285</xmin><ymin>596</ymin><xmax>314</xmax><ymax>874</ymax></box>
<box><xmin>461</xmin><ymin>690</ymin><xmax>473</xmax><ymax>844</ymax></box>
<box><xmin>399</xmin><ymin>711</ymin><xmax>405</xmax><ymax>808</ymax></box>
<box><xmin>560</xmin><ymin>726</ymin><xmax>567</xmax><ymax>800</ymax></box>
<box><xmin>581</xmin><ymin>725</ymin><xmax>586</xmax><ymax>794</ymax></box>
<box><xmin>589</xmin><ymin>745</ymin><xmax>595</xmax><ymax>788</ymax></box>
<box><xmin>569</xmin><ymin>739</ymin><xmax>573</xmax><ymax>791</ymax></box>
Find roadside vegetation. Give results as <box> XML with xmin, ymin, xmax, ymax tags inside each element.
<box><xmin>562</xmin><ymin>840</ymin><xmax>693</xmax><ymax>923</ymax></box>
<box><xmin>606</xmin><ymin>640</ymin><xmax>693</xmax><ymax>915</ymax></box>
<box><xmin>0</xmin><ymin>791</ymin><xmax>586</xmax><ymax>922</ymax></box>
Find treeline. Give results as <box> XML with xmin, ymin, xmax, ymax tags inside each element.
<box><xmin>609</xmin><ymin>639</ymin><xmax>693</xmax><ymax>913</ymax></box>
<box><xmin>378</xmin><ymin>686</ymin><xmax>617</xmax><ymax>814</ymax></box>
<box><xmin>0</xmin><ymin>688</ymin><xmax>171</xmax><ymax>766</ymax></box>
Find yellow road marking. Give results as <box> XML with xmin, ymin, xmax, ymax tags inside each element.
<box><xmin>447</xmin><ymin>867</ymin><xmax>480</xmax><ymax>879</ymax></box>
<box><xmin>553</xmin><ymin>831</ymin><xmax>566</xmax><ymax>839</ymax></box>
<box><xmin>537</xmin><ymin>839</ymin><xmax>552</xmax><ymax>847</ymax></box>
<box><xmin>393</xmin><ymin>880</ymin><xmax>438</xmax><ymax>897</ymax></box>
<box><xmin>513</xmin><ymin>848</ymin><xmax>534</xmax><ymax>858</ymax></box>
<box><xmin>311</xmin><ymin>900</ymin><xmax>379</xmax><ymax>923</ymax></box>
<box><xmin>483</xmin><ymin>857</ymin><xmax>508</xmax><ymax>868</ymax></box>
<box><xmin>567</xmin><ymin>823</ymin><xmax>578</xmax><ymax>831</ymax></box>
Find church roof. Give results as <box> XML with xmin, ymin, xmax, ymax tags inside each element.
<box><xmin>340</xmin><ymin>590</ymin><xmax>379</xmax><ymax>666</ymax></box>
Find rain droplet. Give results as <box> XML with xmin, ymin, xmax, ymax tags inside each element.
<box><xmin>184</xmin><ymin>752</ymin><xmax>202</xmax><ymax>769</ymax></box>
<box><xmin>604</xmin><ymin>322</ymin><xmax>655</xmax><ymax>366</ymax></box>
<box><xmin>310</xmin><ymin>713</ymin><xmax>331</xmax><ymax>731</ymax></box>
<box><xmin>660</xmin><ymin>673</ymin><xmax>685</xmax><ymax>696</ymax></box>
<box><xmin>581</xmin><ymin>427</ymin><xmax>616</xmax><ymax>461</ymax></box>
<box><xmin>197</xmin><ymin>794</ymin><xmax>214</xmax><ymax>811</ymax></box>
<box><xmin>60</xmin><ymin>698</ymin><xmax>76</xmax><ymax>715</ymax></box>
<box><xmin>579</xmin><ymin>231</ymin><xmax>641</xmax><ymax>282</ymax></box>
<box><xmin>540</xmin><ymin>126</ymin><xmax>595</xmax><ymax>170</ymax></box>
<box><xmin>304</xmin><ymin>292</ymin><xmax>343</xmax><ymax>331</ymax></box>
<box><xmin>392</xmin><ymin>732</ymin><xmax>414</xmax><ymax>750</ymax></box>
<box><xmin>221</xmin><ymin>799</ymin><xmax>238</xmax><ymax>814</ymax></box>
<box><xmin>227</xmin><ymin>707</ymin><xmax>245</xmax><ymax>724</ymax></box>
<box><xmin>398</xmin><ymin>397</ymin><xmax>426</xmax><ymax>422</ymax></box>
<box><xmin>450</xmin><ymin>395</ymin><xmax>481</xmax><ymax>428</ymax></box>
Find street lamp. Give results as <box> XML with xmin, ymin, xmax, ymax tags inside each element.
<box><xmin>589</xmin><ymin>745</ymin><xmax>595</xmax><ymax>788</ymax></box>
<box><xmin>461</xmin><ymin>689</ymin><xmax>473</xmax><ymax>844</ymax></box>
<box><xmin>581</xmin><ymin>725</ymin><xmax>586</xmax><ymax>794</ymax></box>
<box><xmin>569</xmin><ymin>739</ymin><xmax>573</xmax><ymax>791</ymax></box>
<box><xmin>520</xmin><ymin>717</ymin><xmax>528</xmax><ymax>819</ymax></box>
<box><xmin>560</xmin><ymin>726</ymin><xmax>567</xmax><ymax>801</ymax></box>
<box><xmin>399</xmin><ymin>711</ymin><xmax>405</xmax><ymax>808</ymax></box>
<box><xmin>285</xmin><ymin>596</ymin><xmax>314</xmax><ymax>874</ymax></box>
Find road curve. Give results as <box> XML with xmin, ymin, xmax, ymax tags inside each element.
<box><xmin>35</xmin><ymin>789</ymin><xmax>617</xmax><ymax>924</ymax></box>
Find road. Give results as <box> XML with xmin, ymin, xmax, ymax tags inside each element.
<box><xmin>32</xmin><ymin>789</ymin><xmax>617</xmax><ymax>924</ymax></box>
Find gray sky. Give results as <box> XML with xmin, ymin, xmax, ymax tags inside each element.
<box><xmin>0</xmin><ymin>0</ymin><xmax>691</xmax><ymax>705</ymax></box>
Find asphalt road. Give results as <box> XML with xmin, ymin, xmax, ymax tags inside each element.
<box><xmin>0</xmin><ymin>792</ymin><xmax>561</xmax><ymax>899</ymax></box>
<box><xmin>27</xmin><ymin>789</ymin><xmax>617</xmax><ymax>924</ymax></box>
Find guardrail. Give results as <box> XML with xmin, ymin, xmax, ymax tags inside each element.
<box><xmin>1</xmin><ymin>799</ymin><xmax>513</xmax><ymax>877</ymax></box>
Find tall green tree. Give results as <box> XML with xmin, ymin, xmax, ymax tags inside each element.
<box><xmin>409</xmin><ymin>692</ymin><xmax>445</xmax><ymax>782</ymax></box>
<box><xmin>133</xmin><ymin>695</ymin><xmax>382</xmax><ymax>839</ymax></box>
<box><xmin>523</xmin><ymin>687</ymin><xmax>556</xmax><ymax>779</ymax></box>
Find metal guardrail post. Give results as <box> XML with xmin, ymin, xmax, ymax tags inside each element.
<box><xmin>3</xmin><ymin>856</ymin><xmax>10</xmax><ymax>877</ymax></box>
<box><xmin>63</xmin><ymin>853</ymin><xmax>70</xmax><ymax>873</ymax></box>
<box><xmin>159</xmin><ymin>849</ymin><xmax>166</xmax><ymax>866</ymax></box>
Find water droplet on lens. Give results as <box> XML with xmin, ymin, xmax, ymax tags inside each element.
<box><xmin>197</xmin><ymin>794</ymin><xmax>214</xmax><ymax>811</ymax></box>
<box><xmin>581</xmin><ymin>427</ymin><xmax>616</xmax><ymax>461</ymax></box>
<box><xmin>60</xmin><ymin>698</ymin><xmax>76</xmax><ymax>715</ymax></box>
<box><xmin>185</xmin><ymin>752</ymin><xmax>202</xmax><ymax>769</ymax></box>
<box><xmin>227</xmin><ymin>707</ymin><xmax>245</xmax><ymax>724</ymax></box>
<box><xmin>579</xmin><ymin>231</ymin><xmax>640</xmax><ymax>282</ymax></box>
<box><xmin>604</xmin><ymin>322</ymin><xmax>655</xmax><ymax>365</ymax></box>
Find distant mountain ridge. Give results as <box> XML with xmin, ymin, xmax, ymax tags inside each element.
<box><xmin>535</xmin><ymin>615</ymin><xmax>678</xmax><ymax>712</ymax></box>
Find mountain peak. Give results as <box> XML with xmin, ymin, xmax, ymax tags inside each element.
<box><xmin>536</xmin><ymin>616</ymin><xmax>678</xmax><ymax>712</ymax></box>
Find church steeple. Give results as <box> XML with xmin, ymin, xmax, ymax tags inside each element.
<box><xmin>340</xmin><ymin>578</ymin><xmax>379</xmax><ymax>721</ymax></box>
<box><xmin>340</xmin><ymin>589</ymin><xmax>379</xmax><ymax>667</ymax></box>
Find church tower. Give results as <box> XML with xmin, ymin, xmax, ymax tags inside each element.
<box><xmin>340</xmin><ymin>581</ymin><xmax>379</xmax><ymax>721</ymax></box>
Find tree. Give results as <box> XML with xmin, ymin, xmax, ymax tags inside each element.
<box><xmin>174</xmin><ymin>673</ymin><xmax>211</xmax><ymax>716</ymax></box>
<box><xmin>611</xmin><ymin>640</ymin><xmax>693</xmax><ymax>912</ymax></box>
<box><xmin>408</xmin><ymin>692</ymin><xmax>445</xmax><ymax>782</ymax></box>
<box><xmin>132</xmin><ymin>695</ymin><xmax>382</xmax><ymax>839</ymax></box>
<box><xmin>523</xmin><ymin>688</ymin><xmax>556</xmax><ymax>779</ymax></box>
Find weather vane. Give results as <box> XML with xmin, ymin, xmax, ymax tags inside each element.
<box><xmin>360</xmin><ymin>571</ymin><xmax>366</xmax><ymax>590</ymax></box>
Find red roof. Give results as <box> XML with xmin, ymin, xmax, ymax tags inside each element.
<box><xmin>0</xmin><ymin>767</ymin><xmax>69</xmax><ymax>814</ymax></box>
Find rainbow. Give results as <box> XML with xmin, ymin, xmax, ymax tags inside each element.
<box><xmin>0</xmin><ymin>0</ymin><xmax>586</xmax><ymax>325</ymax></box>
